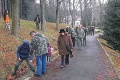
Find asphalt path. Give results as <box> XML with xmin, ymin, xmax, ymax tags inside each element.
<box><xmin>29</xmin><ymin>34</ymin><xmax>119</xmax><ymax>80</ymax></box>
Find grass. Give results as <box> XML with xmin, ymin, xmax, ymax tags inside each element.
<box><xmin>0</xmin><ymin>19</ymin><xmax>67</xmax><ymax>79</ymax></box>
<box><xmin>98</xmin><ymin>37</ymin><xmax>120</xmax><ymax>77</ymax></box>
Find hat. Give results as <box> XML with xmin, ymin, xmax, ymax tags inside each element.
<box><xmin>59</xmin><ymin>29</ymin><xmax>65</xmax><ymax>33</ymax></box>
<box><xmin>22</xmin><ymin>40</ymin><xmax>29</xmax><ymax>48</ymax></box>
<box><xmin>66</xmin><ymin>26</ymin><xmax>69</xmax><ymax>28</ymax></box>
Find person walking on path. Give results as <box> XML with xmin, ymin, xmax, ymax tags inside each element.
<box><xmin>12</xmin><ymin>40</ymin><xmax>35</xmax><ymax>75</ymax></box>
<box><xmin>58</xmin><ymin>29</ymin><xmax>73</xmax><ymax>68</ymax></box>
<box><xmin>30</xmin><ymin>31</ymin><xmax>48</xmax><ymax>76</ymax></box>
<box><xmin>4</xmin><ymin>10</ymin><xmax>10</xmax><ymax>30</ymax></box>
<box><xmin>76</xmin><ymin>25</ymin><xmax>85</xmax><ymax>50</ymax></box>
<box><xmin>90</xmin><ymin>26</ymin><xmax>95</xmax><ymax>35</ymax></box>
<box><xmin>82</xmin><ymin>26</ymin><xmax>87</xmax><ymax>46</ymax></box>
<box><xmin>70</xmin><ymin>28</ymin><xmax>76</xmax><ymax>47</ymax></box>
<box><xmin>66</xmin><ymin>26</ymin><xmax>71</xmax><ymax>35</ymax></box>
<box><xmin>34</xmin><ymin>14</ymin><xmax>40</xmax><ymax>30</ymax></box>
<box><xmin>92</xmin><ymin>26</ymin><xmax>95</xmax><ymax>35</ymax></box>
<box><xmin>29</xmin><ymin>33</ymin><xmax>119</xmax><ymax>80</ymax></box>
<box><xmin>46</xmin><ymin>43</ymin><xmax>52</xmax><ymax>65</ymax></box>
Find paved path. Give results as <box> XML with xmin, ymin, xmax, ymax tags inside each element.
<box><xmin>30</xmin><ymin>35</ymin><xmax>118</xmax><ymax>80</ymax></box>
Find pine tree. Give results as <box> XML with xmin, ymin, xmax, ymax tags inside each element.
<box><xmin>103</xmin><ymin>0</ymin><xmax>120</xmax><ymax>51</ymax></box>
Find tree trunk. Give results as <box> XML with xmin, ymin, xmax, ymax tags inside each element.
<box><xmin>40</xmin><ymin>0</ymin><xmax>46</xmax><ymax>32</ymax></box>
<box><xmin>9</xmin><ymin>0</ymin><xmax>12</xmax><ymax>17</ymax></box>
<box><xmin>4</xmin><ymin>0</ymin><xmax>5</xmax><ymax>11</ymax></box>
<box><xmin>12</xmin><ymin>0</ymin><xmax>19</xmax><ymax>37</ymax></box>
<box><xmin>68</xmin><ymin>0</ymin><xmax>75</xmax><ymax>28</ymax></box>
<box><xmin>20</xmin><ymin>0</ymin><xmax>22</xmax><ymax>19</ymax></box>
<box><xmin>1</xmin><ymin>0</ymin><xmax>4</xmax><ymax>15</ymax></box>
<box><xmin>56</xmin><ymin>0</ymin><xmax>60</xmax><ymax>30</ymax></box>
<box><xmin>71</xmin><ymin>17</ymin><xmax>74</xmax><ymax>28</ymax></box>
<box><xmin>98</xmin><ymin>0</ymin><xmax>102</xmax><ymax>28</ymax></box>
<box><xmin>84</xmin><ymin>0</ymin><xmax>88</xmax><ymax>27</ymax></box>
<box><xmin>0</xmin><ymin>0</ymin><xmax>2</xmax><ymax>18</ymax></box>
<box><xmin>79</xmin><ymin>0</ymin><xmax>83</xmax><ymax>25</ymax></box>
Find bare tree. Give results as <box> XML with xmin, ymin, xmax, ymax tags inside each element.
<box><xmin>0</xmin><ymin>0</ymin><xmax>2</xmax><ymax>18</ymax></box>
<box><xmin>56</xmin><ymin>0</ymin><xmax>60</xmax><ymax>30</ymax></box>
<box><xmin>79</xmin><ymin>0</ymin><xmax>83</xmax><ymax>24</ymax></box>
<box><xmin>56</xmin><ymin>0</ymin><xmax>64</xmax><ymax>30</ymax></box>
<box><xmin>68</xmin><ymin>0</ymin><xmax>79</xmax><ymax>27</ymax></box>
<box><xmin>12</xmin><ymin>0</ymin><xmax>19</xmax><ymax>37</ymax></box>
<box><xmin>98</xmin><ymin>0</ymin><xmax>104</xmax><ymax>28</ymax></box>
<box><xmin>40</xmin><ymin>0</ymin><xmax>46</xmax><ymax>32</ymax></box>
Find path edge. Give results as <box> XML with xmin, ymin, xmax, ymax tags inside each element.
<box><xmin>97</xmin><ymin>36</ymin><xmax>120</xmax><ymax>79</ymax></box>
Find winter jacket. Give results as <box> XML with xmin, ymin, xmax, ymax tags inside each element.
<box><xmin>4</xmin><ymin>14</ymin><xmax>10</xmax><ymax>23</ymax></box>
<box><xmin>58</xmin><ymin>33</ymin><xmax>73</xmax><ymax>55</ymax></box>
<box><xmin>76</xmin><ymin>28</ymin><xmax>85</xmax><ymax>39</ymax></box>
<box><xmin>47</xmin><ymin>44</ymin><xmax>52</xmax><ymax>57</ymax></box>
<box><xmin>30</xmin><ymin>32</ymin><xmax>48</xmax><ymax>57</ymax></box>
<box><xmin>34</xmin><ymin>16</ymin><xmax>40</xmax><ymax>23</ymax></box>
<box><xmin>70</xmin><ymin>28</ymin><xmax>76</xmax><ymax>38</ymax></box>
<box><xmin>17</xmin><ymin>40</ymin><xmax>33</xmax><ymax>60</ymax></box>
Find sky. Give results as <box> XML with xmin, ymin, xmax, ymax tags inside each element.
<box><xmin>36</xmin><ymin>0</ymin><xmax>40</xmax><ymax>3</ymax></box>
<box><xmin>36</xmin><ymin>0</ymin><xmax>107</xmax><ymax>4</ymax></box>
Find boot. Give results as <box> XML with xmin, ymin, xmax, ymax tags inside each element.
<box><xmin>12</xmin><ymin>71</ymin><xmax>17</xmax><ymax>76</ymax></box>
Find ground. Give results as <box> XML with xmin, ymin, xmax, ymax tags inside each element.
<box><xmin>0</xmin><ymin>19</ymin><xmax>67</xmax><ymax>79</ymax></box>
<box><xmin>18</xmin><ymin>34</ymin><xmax>119</xmax><ymax>80</ymax></box>
<box><xmin>0</xmin><ymin>18</ymin><xmax>120</xmax><ymax>80</ymax></box>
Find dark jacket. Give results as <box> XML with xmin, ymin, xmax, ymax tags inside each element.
<box><xmin>34</xmin><ymin>15</ymin><xmax>40</xmax><ymax>23</ymax></box>
<box><xmin>17</xmin><ymin>40</ymin><xmax>33</xmax><ymax>60</ymax></box>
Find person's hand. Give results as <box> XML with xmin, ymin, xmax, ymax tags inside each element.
<box><xmin>70</xmin><ymin>52</ymin><xmax>73</xmax><ymax>58</ymax></box>
<box><xmin>17</xmin><ymin>58</ymin><xmax>21</xmax><ymax>61</ymax></box>
<box><xmin>71</xmin><ymin>49</ymin><xmax>73</xmax><ymax>51</ymax></box>
<box><xmin>30</xmin><ymin>60</ymin><xmax>32</xmax><ymax>63</ymax></box>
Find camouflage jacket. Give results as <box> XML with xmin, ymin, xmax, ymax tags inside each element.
<box><xmin>30</xmin><ymin>32</ymin><xmax>48</xmax><ymax>57</ymax></box>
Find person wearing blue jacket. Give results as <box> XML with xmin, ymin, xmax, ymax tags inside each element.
<box><xmin>12</xmin><ymin>40</ymin><xmax>35</xmax><ymax>75</ymax></box>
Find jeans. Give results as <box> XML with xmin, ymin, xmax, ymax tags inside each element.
<box><xmin>65</xmin><ymin>54</ymin><xmax>69</xmax><ymax>65</ymax></box>
<box><xmin>36</xmin><ymin>54</ymin><xmax>46</xmax><ymax>75</ymax></box>
<box><xmin>36</xmin><ymin>22</ymin><xmax>39</xmax><ymax>30</ymax></box>
<box><xmin>13</xmin><ymin>58</ymin><xmax>35</xmax><ymax>73</ymax></box>
<box><xmin>77</xmin><ymin>37</ymin><xmax>83</xmax><ymax>49</ymax></box>
<box><xmin>61</xmin><ymin>54</ymin><xmax>69</xmax><ymax>66</ymax></box>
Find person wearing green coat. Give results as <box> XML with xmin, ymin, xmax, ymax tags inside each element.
<box><xmin>76</xmin><ymin>25</ymin><xmax>85</xmax><ymax>50</ymax></box>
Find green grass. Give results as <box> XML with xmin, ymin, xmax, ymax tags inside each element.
<box><xmin>98</xmin><ymin>37</ymin><xmax>108</xmax><ymax>46</ymax></box>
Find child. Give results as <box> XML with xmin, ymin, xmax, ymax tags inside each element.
<box><xmin>4</xmin><ymin>10</ymin><xmax>10</xmax><ymax>30</ymax></box>
<box><xmin>12</xmin><ymin>40</ymin><xmax>35</xmax><ymax>75</ymax></box>
<box><xmin>46</xmin><ymin>43</ymin><xmax>52</xmax><ymax>65</ymax></box>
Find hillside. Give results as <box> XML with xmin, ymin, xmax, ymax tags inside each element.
<box><xmin>0</xmin><ymin>19</ymin><xmax>67</xmax><ymax>79</ymax></box>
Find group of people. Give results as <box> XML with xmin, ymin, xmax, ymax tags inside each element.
<box><xmin>11</xmin><ymin>21</ymin><xmax>94</xmax><ymax>77</ymax></box>
<box><xmin>88</xmin><ymin>26</ymin><xmax>95</xmax><ymax>36</ymax></box>
<box><xmin>58</xmin><ymin>25</ymin><xmax>88</xmax><ymax>68</ymax></box>
<box><xmin>12</xmin><ymin>31</ymin><xmax>52</xmax><ymax>76</ymax></box>
<box><xmin>12</xmin><ymin>25</ymin><xmax>87</xmax><ymax>76</ymax></box>
<box><xmin>65</xmin><ymin>25</ymin><xmax>87</xmax><ymax>50</ymax></box>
